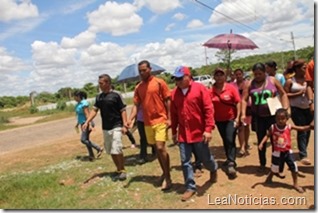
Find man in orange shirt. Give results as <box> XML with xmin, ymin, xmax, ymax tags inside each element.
<box><xmin>305</xmin><ymin>58</ymin><xmax>314</xmax><ymax>91</ymax></box>
<box><xmin>128</xmin><ymin>60</ymin><xmax>172</xmax><ymax>191</ymax></box>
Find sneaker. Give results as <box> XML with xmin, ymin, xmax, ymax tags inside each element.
<box><xmin>209</xmin><ymin>170</ymin><xmax>218</xmax><ymax>183</ymax></box>
<box><xmin>181</xmin><ymin>190</ymin><xmax>196</xmax><ymax>201</ymax></box>
<box><xmin>137</xmin><ymin>158</ymin><xmax>147</xmax><ymax>165</ymax></box>
<box><xmin>96</xmin><ymin>147</ymin><xmax>104</xmax><ymax>158</ymax></box>
<box><xmin>117</xmin><ymin>172</ymin><xmax>127</xmax><ymax>181</ymax></box>
<box><xmin>228</xmin><ymin>166</ymin><xmax>237</xmax><ymax>178</ymax></box>
<box><xmin>112</xmin><ymin>171</ymin><xmax>127</xmax><ymax>181</ymax></box>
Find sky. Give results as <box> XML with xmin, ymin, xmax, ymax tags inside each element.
<box><xmin>0</xmin><ymin>0</ymin><xmax>315</xmax><ymax>96</ymax></box>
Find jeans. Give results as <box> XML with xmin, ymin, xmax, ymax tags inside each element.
<box><xmin>253</xmin><ymin>115</ymin><xmax>276</xmax><ymax>166</ymax></box>
<box><xmin>291</xmin><ymin>107</ymin><xmax>313</xmax><ymax>159</ymax></box>
<box><xmin>137</xmin><ymin>121</ymin><xmax>148</xmax><ymax>159</ymax></box>
<box><xmin>80</xmin><ymin>124</ymin><xmax>101</xmax><ymax>158</ymax></box>
<box><xmin>179</xmin><ymin>142</ymin><xmax>218</xmax><ymax>191</ymax></box>
<box><xmin>215</xmin><ymin>120</ymin><xmax>237</xmax><ymax>165</ymax></box>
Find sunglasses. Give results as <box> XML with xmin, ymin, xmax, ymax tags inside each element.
<box><xmin>174</xmin><ymin>76</ymin><xmax>184</xmax><ymax>81</ymax></box>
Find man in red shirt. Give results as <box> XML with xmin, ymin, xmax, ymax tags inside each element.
<box><xmin>170</xmin><ymin>66</ymin><xmax>218</xmax><ymax>201</ymax></box>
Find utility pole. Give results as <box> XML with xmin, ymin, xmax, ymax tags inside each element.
<box><xmin>204</xmin><ymin>46</ymin><xmax>208</xmax><ymax>66</ymax></box>
<box><xmin>291</xmin><ymin>32</ymin><xmax>297</xmax><ymax>60</ymax></box>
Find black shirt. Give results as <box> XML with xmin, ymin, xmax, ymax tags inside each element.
<box><xmin>94</xmin><ymin>91</ymin><xmax>126</xmax><ymax>130</ymax></box>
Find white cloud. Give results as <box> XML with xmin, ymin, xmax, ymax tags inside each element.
<box><xmin>62</xmin><ymin>0</ymin><xmax>96</xmax><ymax>14</ymax></box>
<box><xmin>0</xmin><ymin>15</ymin><xmax>46</xmax><ymax>41</ymax></box>
<box><xmin>133</xmin><ymin>0</ymin><xmax>180</xmax><ymax>14</ymax></box>
<box><xmin>31</xmin><ymin>41</ymin><xmax>77</xmax><ymax>69</ymax></box>
<box><xmin>187</xmin><ymin>19</ymin><xmax>204</xmax><ymax>29</ymax></box>
<box><xmin>0</xmin><ymin>0</ymin><xmax>39</xmax><ymax>22</ymax></box>
<box><xmin>209</xmin><ymin>0</ymin><xmax>313</xmax><ymax>33</ymax></box>
<box><xmin>173</xmin><ymin>12</ymin><xmax>185</xmax><ymax>21</ymax></box>
<box><xmin>87</xmin><ymin>1</ymin><xmax>143</xmax><ymax>36</ymax></box>
<box><xmin>0</xmin><ymin>47</ymin><xmax>30</xmax><ymax>74</ymax></box>
<box><xmin>165</xmin><ymin>23</ymin><xmax>175</xmax><ymax>31</ymax></box>
<box><xmin>61</xmin><ymin>31</ymin><xmax>96</xmax><ymax>49</ymax></box>
<box><xmin>209</xmin><ymin>0</ymin><xmax>258</xmax><ymax>24</ymax></box>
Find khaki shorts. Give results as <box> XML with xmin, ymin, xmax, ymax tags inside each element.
<box><xmin>103</xmin><ymin>127</ymin><xmax>123</xmax><ymax>155</ymax></box>
<box><xmin>144</xmin><ymin>123</ymin><xmax>168</xmax><ymax>145</ymax></box>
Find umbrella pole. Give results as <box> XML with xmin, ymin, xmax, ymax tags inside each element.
<box><xmin>227</xmin><ymin>48</ymin><xmax>231</xmax><ymax>76</ymax></box>
<box><xmin>123</xmin><ymin>82</ymin><xmax>127</xmax><ymax>94</ymax></box>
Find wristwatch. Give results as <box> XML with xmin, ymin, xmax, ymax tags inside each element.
<box><xmin>308</xmin><ymin>99</ymin><xmax>314</xmax><ymax>105</ymax></box>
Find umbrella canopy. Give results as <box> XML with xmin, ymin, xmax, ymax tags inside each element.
<box><xmin>203</xmin><ymin>32</ymin><xmax>258</xmax><ymax>50</ymax></box>
<box><xmin>117</xmin><ymin>63</ymin><xmax>165</xmax><ymax>83</ymax></box>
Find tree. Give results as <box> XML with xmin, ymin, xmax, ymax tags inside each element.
<box><xmin>215</xmin><ymin>49</ymin><xmax>236</xmax><ymax>69</ymax></box>
<box><xmin>56</xmin><ymin>87</ymin><xmax>73</xmax><ymax>100</ymax></box>
<box><xmin>83</xmin><ymin>83</ymin><xmax>98</xmax><ymax>97</ymax></box>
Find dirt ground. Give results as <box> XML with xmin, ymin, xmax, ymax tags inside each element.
<box><xmin>0</xmin><ymin>116</ymin><xmax>315</xmax><ymax>209</ymax></box>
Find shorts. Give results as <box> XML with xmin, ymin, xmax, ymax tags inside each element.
<box><xmin>103</xmin><ymin>127</ymin><xmax>123</xmax><ymax>155</ymax></box>
<box><xmin>271</xmin><ymin>150</ymin><xmax>297</xmax><ymax>173</ymax></box>
<box><xmin>144</xmin><ymin>123</ymin><xmax>168</xmax><ymax>145</ymax></box>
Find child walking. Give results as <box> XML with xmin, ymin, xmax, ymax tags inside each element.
<box><xmin>258</xmin><ymin>108</ymin><xmax>313</xmax><ymax>193</ymax></box>
<box><xmin>74</xmin><ymin>91</ymin><xmax>103</xmax><ymax>161</ymax></box>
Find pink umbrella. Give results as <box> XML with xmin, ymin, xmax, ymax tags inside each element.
<box><xmin>203</xmin><ymin>30</ymin><xmax>258</xmax><ymax>71</ymax></box>
<box><xmin>203</xmin><ymin>31</ymin><xmax>258</xmax><ymax>50</ymax></box>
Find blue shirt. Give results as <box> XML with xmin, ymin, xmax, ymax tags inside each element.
<box><xmin>75</xmin><ymin>99</ymin><xmax>89</xmax><ymax>124</ymax></box>
<box><xmin>275</xmin><ymin>73</ymin><xmax>286</xmax><ymax>86</ymax></box>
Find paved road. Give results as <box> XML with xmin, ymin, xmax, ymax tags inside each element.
<box><xmin>0</xmin><ymin>116</ymin><xmax>101</xmax><ymax>155</ymax></box>
<box><xmin>0</xmin><ymin>105</ymin><xmax>133</xmax><ymax>155</ymax></box>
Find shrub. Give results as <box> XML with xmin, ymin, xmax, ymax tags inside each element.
<box><xmin>56</xmin><ymin>101</ymin><xmax>67</xmax><ymax>111</ymax></box>
<box><xmin>29</xmin><ymin>106</ymin><xmax>38</xmax><ymax>114</ymax></box>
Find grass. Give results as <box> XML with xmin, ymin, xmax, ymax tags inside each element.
<box><xmin>0</xmin><ymin>136</ymin><xmax>187</xmax><ymax>209</ymax></box>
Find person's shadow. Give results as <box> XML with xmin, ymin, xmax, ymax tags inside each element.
<box><xmin>251</xmin><ymin>180</ymin><xmax>313</xmax><ymax>193</ymax></box>
<box><xmin>123</xmin><ymin>174</ymin><xmax>184</xmax><ymax>194</ymax></box>
<box><xmin>83</xmin><ymin>171</ymin><xmax>114</xmax><ymax>184</ymax></box>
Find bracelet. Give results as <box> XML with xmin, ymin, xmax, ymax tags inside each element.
<box><xmin>308</xmin><ymin>100</ymin><xmax>313</xmax><ymax>105</ymax></box>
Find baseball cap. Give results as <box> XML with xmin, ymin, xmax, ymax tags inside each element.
<box><xmin>213</xmin><ymin>68</ymin><xmax>225</xmax><ymax>75</ymax></box>
<box><xmin>171</xmin><ymin>66</ymin><xmax>191</xmax><ymax>79</ymax></box>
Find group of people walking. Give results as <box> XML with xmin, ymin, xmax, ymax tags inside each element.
<box><xmin>73</xmin><ymin>58</ymin><xmax>314</xmax><ymax>201</ymax></box>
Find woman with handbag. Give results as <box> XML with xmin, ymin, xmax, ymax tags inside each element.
<box><xmin>240</xmin><ymin>63</ymin><xmax>289</xmax><ymax>173</ymax></box>
<box><xmin>284</xmin><ymin>59</ymin><xmax>314</xmax><ymax>165</ymax></box>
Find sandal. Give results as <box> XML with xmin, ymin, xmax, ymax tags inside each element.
<box><xmin>96</xmin><ymin>147</ymin><xmax>104</xmax><ymax>158</ymax></box>
<box><xmin>237</xmin><ymin>150</ymin><xmax>246</xmax><ymax>157</ymax></box>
